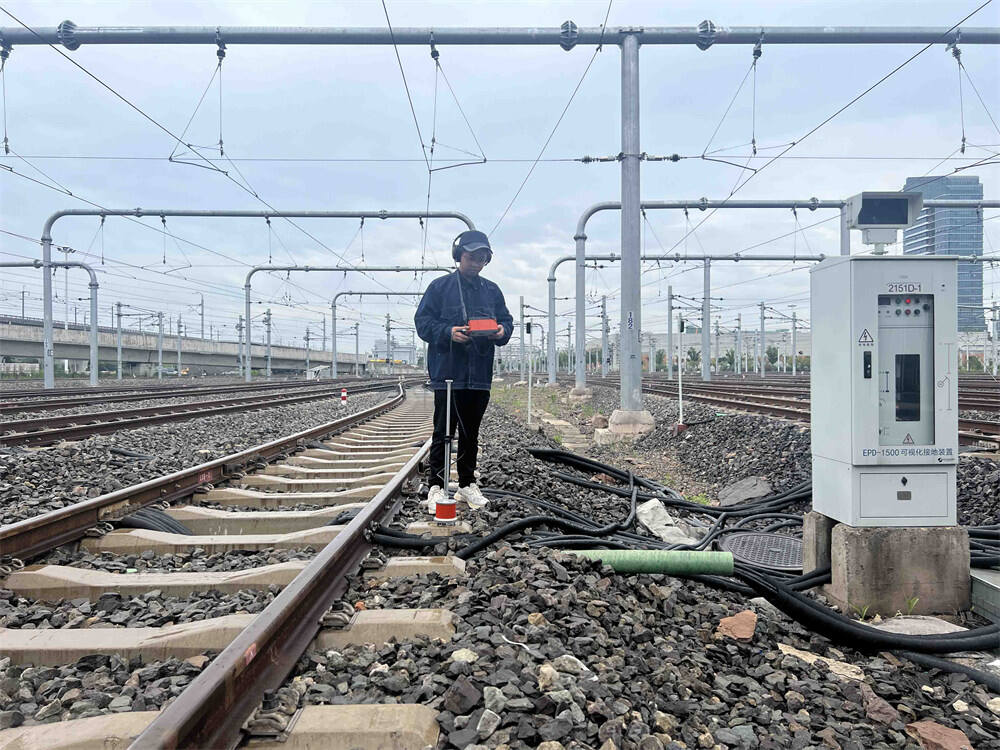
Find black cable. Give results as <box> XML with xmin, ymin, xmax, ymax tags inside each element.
<box><xmin>456</xmin><ymin>484</ymin><xmax>638</xmax><ymax>561</ymax></box>
<box><xmin>897</xmin><ymin>650</ymin><xmax>1000</xmax><ymax>693</ymax></box>
<box><xmin>109</xmin><ymin>447</ymin><xmax>155</xmax><ymax>460</ymax></box>
<box><xmin>735</xmin><ymin>565</ymin><xmax>1000</xmax><ymax>653</ymax></box>
<box><xmin>370</xmin><ymin>532</ymin><xmax>449</xmax><ymax>549</ymax></box>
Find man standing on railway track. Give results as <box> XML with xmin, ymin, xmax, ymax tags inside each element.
<box><xmin>415</xmin><ymin>230</ymin><xmax>514</xmax><ymax>511</ymax></box>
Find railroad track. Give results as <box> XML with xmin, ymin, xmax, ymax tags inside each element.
<box><xmin>0</xmin><ymin>377</ymin><xmax>368</xmax><ymax>415</ymax></box>
<box><xmin>584</xmin><ymin>377</ymin><xmax>1000</xmax><ymax>450</ymax></box>
<box><xmin>639</xmin><ymin>375</ymin><xmax>1000</xmax><ymax>412</ymax></box>
<box><xmin>0</xmin><ymin>379</ymin><xmax>407</xmax><ymax>448</ymax></box>
<box><xmin>0</xmin><ymin>385</ymin><xmax>451</xmax><ymax>748</ymax></box>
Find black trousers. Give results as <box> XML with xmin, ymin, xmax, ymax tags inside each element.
<box><xmin>428</xmin><ymin>388</ymin><xmax>491</xmax><ymax>488</ymax></box>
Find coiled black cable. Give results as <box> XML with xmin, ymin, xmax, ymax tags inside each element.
<box><xmin>896</xmin><ymin>650</ymin><xmax>1000</xmax><ymax>693</ymax></box>
<box><xmin>734</xmin><ymin>565</ymin><xmax>1000</xmax><ymax>653</ymax></box>
<box><xmin>456</xmin><ymin>481</ymin><xmax>639</xmax><ymax>560</ymax></box>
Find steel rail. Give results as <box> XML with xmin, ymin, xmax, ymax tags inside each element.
<box><xmin>650</xmin><ymin>381</ymin><xmax>1000</xmax><ymax>412</ymax></box>
<box><xmin>0</xmin><ymin>377</ymin><xmax>369</xmax><ymax>403</ymax></box>
<box><xmin>583</xmin><ymin>375</ymin><xmax>999</xmax><ymax>446</ymax></box>
<box><xmin>0</xmin><ymin>381</ymin><xmax>410</xmax><ymax>448</ymax></box>
<box><xmin>0</xmin><ymin>377</ymin><xmax>378</xmax><ymax>416</ymax></box>
<box><xmin>636</xmin><ymin>383</ymin><xmax>999</xmax><ymax>448</ymax></box>
<box><xmin>590</xmin><ymin>375</ymin><xmax>1000</xmax><ymax>411</ymax></box>
<box><xmin>0</xmin><ymin>385</ymin><xmax>407</xmax><ymax>560</ymax></box>
<box><xmin>0</xmin><ymin>381</ymin><xmax>399</xmax><ymax>443</ymax></box>
<box><xmin>130</xmin><ymin>413</ymin><xmax>431</xmax><ymax>749</ymax></box>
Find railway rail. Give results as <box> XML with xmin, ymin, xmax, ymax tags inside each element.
<box><xmin>584</xmin><ymin>376</ymin><xmax>1000</xmax><ymax>450</ymax></box>
<box><xmin>0</xmin><ymin>385</ymin><xmax>438</xmax><ymax>748</ymax></box>
<box><xmin>0</xmin><ymin>379</ymin><xmax>407</xmax><ymax>448</ymax></box>
<box><xmin>0</xmin><ymin>377</ymin><xmax>368</xmax><ymax>415</ymax></box>
<box><xmin>1</xmin><ymin>383</ymin><xmax>996</xmax><ymax>749</ymax></box>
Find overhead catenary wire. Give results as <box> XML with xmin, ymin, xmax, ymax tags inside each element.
<box><xmin>665</xmin><ymin>0</ymin><xmax>996</xmax><ymax>255</ymax></box>
<box><xmin>0</xmin><ymin>6</ymin><xmax>396</xmax><ymax>294</ymax></box>
<box><xmin>489</xmin><ymin>0</ymin><xmax>614</xmax><ymax>237</ymax></box>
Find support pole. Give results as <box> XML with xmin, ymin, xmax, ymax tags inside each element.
<box><xmin>157</xmin><ymin>312</ymin><xmax>163</xmax><ymax>381</ymax></box>
<box><xmin>759</xmin><ymin>302</ymin><xmax>766</xmax><ymax>378</ymax></box>
<box><xmin>305</xmin><ymin>329</ymin><xmax>311</xmax><ymax>373</ymax></box>
<box><xmin>265</xmin><ymin>309</ymin><xmax>272</xmax><ymax>379</ymax></box>
<box><xmin>41</xmin><ymin>237</ymin><xmax>55</xmax><ymax>387</ymax></box>
<box><xmin>116</xmin><ymin>302</ymin><xmax>122</xmax><ymax>380</ymax></box>
<box><xmin>527</xmin><ymin>326</ymin><xmax>533</xmax><ymax>425</ymax></box>
<box><xmin>199</xmin><ymin>294</ymin><xmax>205</xmax><ymax>340</ymax></box>
<box><xmin>354</xmin><ymin>323</ymin><xmax>360</xmax><ymax>377</ymax></box>
<box><xmin>547</xmin><ymin>272</ymin><xmax>558</xmax><ymax>384</ymax></box>
<box><xmin>237</xmin><ymin>316</ymin><xmax>244</xmax><ymax>378</ymax></box>
<box><xmin>677</xmin><ymin>315</ymin><xmax>684</xmax><ymax>425</ymax></box>
<box><xmin>615</xmin><ymin>32</ymin><xmax>647</xmax><ymax>422</ymax></box>
<box><xmin>736</xmin><ymin>314</ymin><xmax>742</xmax><ymax>375</ymax></box>
<box><xmin>88</xmin><ymin>275</ymin><xmax>98</xmax><ymax>386</ymax></box>
<box><xmin>840</xmin><ymin>207</ymin><xmax>851</xmax><ymax>255</ymax></box>
<box><xmin>567</xmin><ymin>323</ymin><xmax>572</xmax><ymax>374</ymax></box>
<box><xmin>701</xmin><ymin>259</ymin><xmax>711</xmax><ymax>381</ymax></box>
<box><xmin>176</xmin><ymin>316</ymin><xmax>182</xmax><ymax>377</ymax></box>
<box><xmin>666</xmin><ymin>285</ymin><xmax>673</xmax><ymax>380</ymax></box>
<box><xmin>385</xmin><ymin>314</ymin><xmax>392</xmax><ymax>376</ymax></box>
<box><xmin>572</xmin><ymin>229</ymin><xmax>587</xmax><ymax>395</ymax></box>
<box><xmin>331</xmin><ymin>299</ymin><xmax>337</xmax><ymax>379</ymax></box>
<box><xmin>993</xmin><ymin>305</ymin><xmax>998</xmax><ymax>376</ymax></box>
<box><xmin>791</xmin><ymin>311</ymin><xmax>797</xmax><ymax>376</ymax></box>
<box><xmin>519</xmin><ymin>295</ymin><xmax>525</xmax><ymax>380</ymax></box>
<box><xmin>601</xmin><ymin>296</ymin><xmax>608</xmax><ymax>378</ymax></box>
<box><xmin>243</xmin><ymin>283</ymin><xmax>252</xmax><ymax>382</ymax></box>
<box><xmin>714</xmin><ymin>318</ymin><xmax>720</xmax><ymax>374</ymax></box>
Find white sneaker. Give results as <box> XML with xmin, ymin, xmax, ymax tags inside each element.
<box><xmin>455</xmin><ymin>483</ymin><xmax>489</xmax><ymax>510</ymax></box>
<box><xmin>426</xmin><ymin>485</ymin><xmax>446</xmax><ymax>514</ymax></box>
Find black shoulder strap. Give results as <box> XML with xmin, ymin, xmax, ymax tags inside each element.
<box><xmin>454</xmin><ymin>270</ymin><xmax>469</xmax><ymax>324</ymax></box>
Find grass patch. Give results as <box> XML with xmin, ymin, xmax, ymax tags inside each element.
<box><xmin>688</xmin><ymin>492</ymin><xmax>712</xmax><ymax>505</ymax></box>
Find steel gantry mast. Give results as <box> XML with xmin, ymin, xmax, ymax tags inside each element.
<box><xmin>563</xmin><ymin>198</ymin><xmax>1000</xmax><ymax>391</ymax></box>
<box><xmin>330</xmin><ymin>290</ymin><xmax>427</xmax><ymax>379</ymax></box>
<box><xmin>38</xmin><ymin>208</ymin><xmax>470</xmax><ymax>387</ymax></box>
<box><xmin>14</xmin><ymin>21</ymin><xmax>998</xmax><ymax>424</ymax></box>
<box><xmin>7</xmin><ymin>18</ymin><xmax>1000</xmax><ymax>750</ymax></box>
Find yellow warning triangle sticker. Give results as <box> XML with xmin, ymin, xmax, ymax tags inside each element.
<box><xmin>902</xmin><ymin>433</ymin><xmax>914</xmax><ymax>444</ymax></box>
<box><xmin>858</xmin><ymin>328</ymin><xmax>874</xmax><ymax>344</ymax></box>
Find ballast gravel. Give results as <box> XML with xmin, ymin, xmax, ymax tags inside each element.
<box><xmin>293</xmin><ymin>402</ymin><xmax>994</xmax><ymax>749</ymax></box>
<box><xmin>288</xmin><ymin>550</ymin><xmax>999</xmax><ymax>750</ymax></box>
<box><xmin>581</xmin><ymin>384</ymin><xmax>997</xmax><ymax>528</ymax></box>
<box><xmin>1</xmin><ymin>381</ymin><xmax>345</xmax><ymax>424</ymax></box>
<box><xmin>0</xmin><ymin>390</ymin><xmax>389</xmax><ymax>526</ymax></box>
<box><xmin>42</xmin><ymin>546</ymin><xmax>318</xmax><ymax>573</ymax></box>
<box><xmin>0</xmin><ymin>651</ymin><xmax>216</xmax><ymax>728</ymax></box>
<box><xmin>0</xmin><ymin>587</ymin><xmax>276</xmax><ymax>630</ymax></box>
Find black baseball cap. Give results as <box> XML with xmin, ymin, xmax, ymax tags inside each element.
<box><xmin>452</xmin><ymin>230</ymin><xmax>492</xmax><ymax>259</ymax></box>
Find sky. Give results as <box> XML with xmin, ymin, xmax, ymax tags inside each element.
<box><xmin>0</xmin><ymin>0</ymin><xmax>998</xmax><ymax>354</ymax></box>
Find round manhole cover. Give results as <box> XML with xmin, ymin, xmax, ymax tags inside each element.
<box><xmin>719</xmin><ymin>531</ymin><xmax>803</xmax><ymax>572</ymax></box>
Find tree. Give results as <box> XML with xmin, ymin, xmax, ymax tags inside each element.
<box><xmin>687</xmin><ymin>347</ymin><xmax>700</xmax><ymax>365</ymax></box>
<box><xmin>766</xmin><ymin>345</ymin><xmax>779</xmax><ymax>368</ymax></box>
<box><xmin>656</xmin><ymin>350</ymin><xmax>667</xmax><ymax>369</ymax></box>
<box><xmin>721</xmin><ymin>348</ymin><xmax>735</xmax><ymax>372</ymax></box>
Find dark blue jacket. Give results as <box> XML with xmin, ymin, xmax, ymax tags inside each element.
<box><xmin>415</xmin><ymin>271</ymin><xmax>514</xmax><ymax>390</ymax></box>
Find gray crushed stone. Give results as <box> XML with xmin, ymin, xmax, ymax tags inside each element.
<box><xmin>0</xmin><ymin>391</ymin><xmax>389</xmax><ymax>526</ymax></box>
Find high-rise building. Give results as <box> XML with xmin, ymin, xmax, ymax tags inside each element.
<box><xmin>902</xmin><ymin>175</ymin><xmax>985</xmax><ymax>331</ymax></box>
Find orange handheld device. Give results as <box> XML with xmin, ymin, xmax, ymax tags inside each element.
<box><xmin>466</xmin><ymin>318</ymin><xmax>499</xmax><ymax>337</ymax></box>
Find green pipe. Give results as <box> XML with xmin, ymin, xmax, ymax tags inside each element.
<box><xmin>571</xmin><ymin>549</ymin><xmax>734</xmax><ymax>575</ymax></box>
